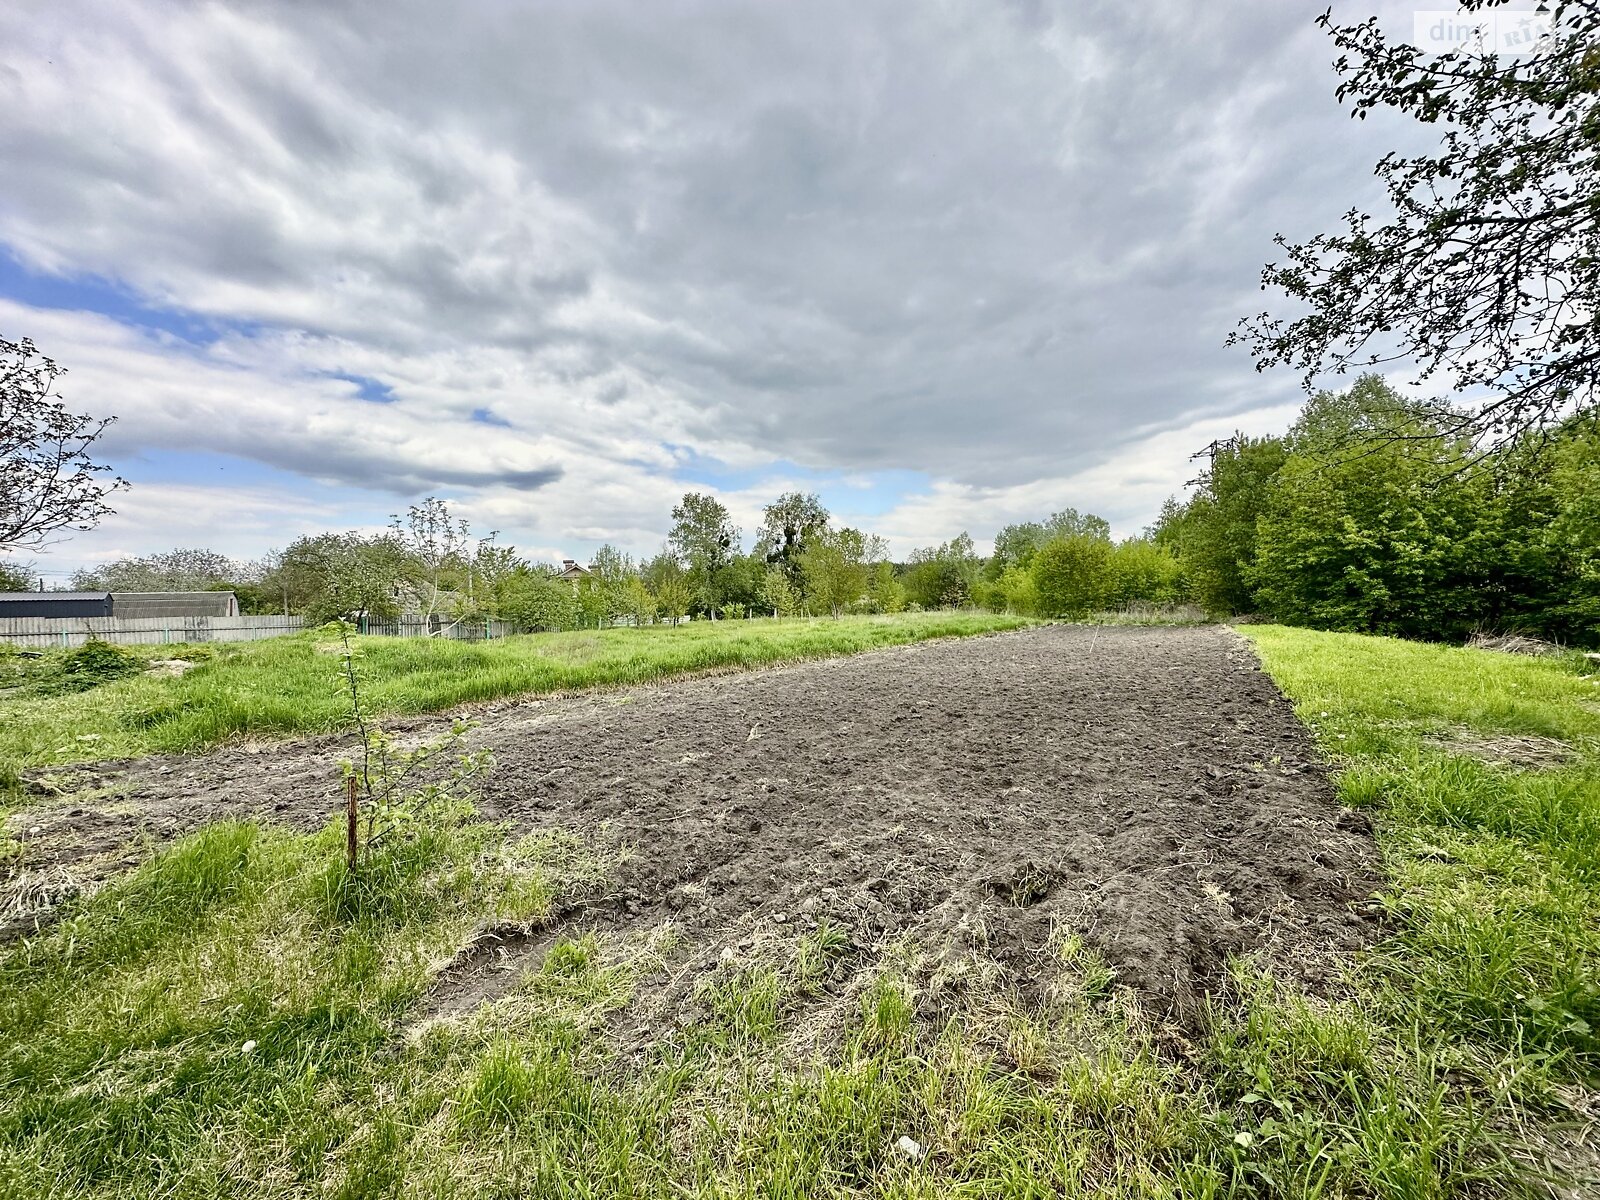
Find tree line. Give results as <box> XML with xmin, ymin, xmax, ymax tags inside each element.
<box><xmin>1155</xmin><ymin>376</ymin><xmax>1600</xmax><ymax>644</ymax></box>
<box><xmin>33</xmin><ymin>486</ymin><xmax>1188</xmax><ymax>630</ymax></box>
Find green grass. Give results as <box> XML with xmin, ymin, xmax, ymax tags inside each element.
<box><xmin>1245</xmin><ymin>626</ymin><xmax>1600</xmax><ymax>1053</ymax></box>
<box><xmin>3</xmin><ymin>622</ymin><xmax>1598</xmax><ymax>1196</ymax></box>
<box><xmin>0</xmin><ymin>612</ymin><xmax>1033</xmax><ymax>774</ymax></box>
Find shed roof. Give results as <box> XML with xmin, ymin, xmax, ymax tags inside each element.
<box><xmin>0</xmin><ymin>592</ymin><xmax>111</xmax><ymax>604</ymax></box>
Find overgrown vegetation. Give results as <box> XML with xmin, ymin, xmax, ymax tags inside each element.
<box><xmin>1158</xmin><ymin>377</ymin><xmax>1600</xmax><ymax>644</ymax></box>
<box><xmin>0</xmin><ymin>611</ymin><xmax>1032</xmax><ymax>772</ymax></box>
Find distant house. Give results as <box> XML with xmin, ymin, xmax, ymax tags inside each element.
<box><xmin>0</xmin><ymin>591</ymin><xmax>240</xmax><ymax>619</ymax></box>
<box><xmin>554</xmin><ymin>559</ymin><xmax>591</xmax><ymax>583</ymax></box>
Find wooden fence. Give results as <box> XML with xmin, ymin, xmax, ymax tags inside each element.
<box><xmin>0</xmin><ymin>614</ymin><xmax>305</xmax><ymax>649</ymax></box>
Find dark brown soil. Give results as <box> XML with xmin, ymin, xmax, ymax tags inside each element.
<box><xmin>7</xmin><ymin>625</ymin><xmax>1379</xmax><ymax>1022</ymax></box>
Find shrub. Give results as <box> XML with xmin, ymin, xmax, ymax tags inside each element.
<box><xmin>1031</xmin><ymin>534</ymin><xmax>1111</xmax><ymax>617</ymax></box>
<box><xmin>56</xmin><ymin>639</ymin><xmax>141</xmax><ymax>691</ymax></box>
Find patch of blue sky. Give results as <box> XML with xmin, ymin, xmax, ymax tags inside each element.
<box><xmin>325</xmin><ymin>372</ymin><xmax>396</xmax><ymax>403</ymax></box>
<box><xmin>110</xmin><ymin>448</ymin><xmax>383</xmax><ymax>520</ymax></box>
<box><xmin>0</xmin><ymin>247</ymin><xmax>249</xmax><ymax>346</ymax></box>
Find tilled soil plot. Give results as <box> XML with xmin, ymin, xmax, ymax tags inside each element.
<box><xmin>11</xmin><ymin>625</ymin><xmax>1378</xmax><ymax>1025</ymax></box>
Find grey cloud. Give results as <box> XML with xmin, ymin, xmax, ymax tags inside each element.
<box><xmin>0</xmin><ymin>0</ymin><xmax>1431</xmax><ymax>498</ymax></box>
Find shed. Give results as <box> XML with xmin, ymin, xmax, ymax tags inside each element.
<box><xmin>111</xmin><ymin>592</ymin><xmax>240</xmax><ymax>619</ymax></box>
<box><xmin>0</xmin><ymin>592</ymin><xmax>113</xmax><ymax>619</ymax></box>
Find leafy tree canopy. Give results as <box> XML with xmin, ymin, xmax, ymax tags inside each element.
<box><xmin>1235</xmin><ymin>2</ymin><xmax>1600</xmax><ymax>447</ymax></box>
<box><xmin>1</xmin><ymin>336</ymin><xmax>126</xmax><ymax>553</ymax></box>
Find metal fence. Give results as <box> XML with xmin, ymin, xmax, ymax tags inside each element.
<box><xmin>0</xmin><ymin>614</ymin><xmax>305</xmax><ymax>649</ymax></box>
<box><xmin>0</xmin><ymin>612</ymin><xmax>645</xmax><ymax>649</ymax></box>
<box><xmin>358</xmin><ymin>617</ymin><xmax>521</xmax><ymax>640</ymax></box>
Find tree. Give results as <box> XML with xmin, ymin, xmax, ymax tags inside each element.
<box><xmin>1160</xmin><ymin>435</ymin><xmax>1287</xmax><ymax>615</ymax></box>
<box><xmin>759</xmin><ymin>566</ymin><xmax>801</xmax><ymax>617</ymax></box>
<box><xmin>460</xmin><ymin>538</ymin><xmax>518</xmax><ymax>616</ymax></box>
<box><xmin>644</xmin><ymin>550</ymin><xmax>692</xmax><ymax>623</ymax></box>
<box><xmin>1</xmin><ymin>336</ymin><xmax>126</xmax><ymax>552</ymax></box>
<box><xmin>1247</xmin><ymin>378</ymin><xmax>1484</xmax><ymax>639</ymax></box>
<box><xmin>867</xmin><ymin>560</ymin><xmax>907</xmax><ymax>613</ymax></box>
<box><xmin>1104</xmin><ymin>538</ymin><xmax>1186</xmax><ymax>608</ymax></box>
<box><xmin>392</xmin><ymin>496</ymin><xmax>471</xmax><ymax>620</ymax></box>
<box><xmin>1234</xmin><ymin>3</ymin><xmax>1600</xmax><ymax>447</ymax></box>
<box><xmin>71</xmin><ymin>547</ymin><xmax>244</xmax><ymax>593</ymax></box>
<box><xmin>991</xmin><ymin>564</ymin><xmax>1040</xmax><ymax>615</ymax></box>
<box><xmin>279</xmin><ymin>532</ymin><xmax>411</xmax><ymax>625</ymax></box>
<box><xmin>1542</xmin><ymin>420</ymin><xmax>1600</xmax><ymax>637</ymax></box>
<box><xmin>0</xmin><ymin>558</ymin><xmax>34</xmax><ymax>591</ymax></box>
<box><xmin>987</xmin><ymin>510</ymin><xmax>1112</xmax><ymax>580</ymax></box>
<box><xmin>619</xmin><ymin>575</ymin><xmax>657</xmax><ymax>626</ymax></box>
<box><xmin>800</xmin><ymin>527</ymin><xmax>877</xmax><ymax>618</ymax></box>
<box><xmin>904</xmin><ymin>533</ymin><xmax>981</xmax><ymax>609</ymax></box>
<box><xmin>497</xmin><ymin>566</ymin><xmax>577</xmax><ymax>631</ymax></box>
<box><xmin>758</xmin><ymin>491</ymin><xmax>830</xmax><ymax>585</ymax></box>
<box><xmin>1031</xmin><ymin>532</ymin><xmax>1112</xmax><ymax>617</ymax></box>
<box><xmin>668</xmin><ymin>492</ymin><xmax>739</xmax><ymax>615</ymax></box>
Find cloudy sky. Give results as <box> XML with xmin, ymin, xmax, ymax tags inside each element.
<box><xmin>0</xmin><ymin>0</ymin><xmax>1429</xmax><ymax>579</ymax></box>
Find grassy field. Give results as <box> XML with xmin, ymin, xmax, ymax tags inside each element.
<box><xmin>0</xmin><ymin>611</ymin><xmax>1034</xmax><ymax>776</ymax></box>
<box><xmin>1</xmin><ymin>625</ymin><xmax>1597</xmax><ymax>1196</ymax></box>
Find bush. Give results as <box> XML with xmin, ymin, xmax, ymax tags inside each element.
<box><xmin>1031</xmin><ymin>534</ymin><xmax>1111</xmax><ymax>617</ymax></box>
<box><xmin>1105</xmin><ymin>539</ymin><xmax>1186</xmax><ymax>608</ymax></box>
<box><xmin>56</xmin><ymin>640</ymin><xmax>141</xmax><ymax>692</ymax></box>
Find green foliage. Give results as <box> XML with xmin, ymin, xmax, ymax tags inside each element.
<box><xmin>987</xmin><ymin>509</ymin><xmax>1112</xmax><ymax>581</ymax></box>
<box><xmin>759</xmin><ymin>566</ymin><xmax>801</xmax><ymax>617</ymax></box>
<box><xmin>277</xmin><ymin>531</ymin><xmax>411</xmax><ymax>625</ymax></box>
<box><xmin>496</xmin><ymin>567</ymin><xmax>578</xmax><ymax>631</ymax></box>
<box><xmin>668</xmin><ymin>492</ymin><xmax>740</xmax><ymax>616</ymax></box>
<box><xmin>1031</xmin><ymin>531</ymin><xmax>1112</xmax><ymax>617</ymax></box>
<box><xmin>904</xmin><ymin>532</ymin><xmax>981</xmax><ymax>609</ymax></box>
<box><xmin>866</xmin><ymin>560</ymin><xmax>906</xmax><ymax>614</ymax></box>
<box><xmin>644</xmin><ymin>552</ymin><xmax>691</xmax><ymax>621</ymax></box>
<box><xmin>0</xmin><ymin>558</ymin><xmax>35</xmax><ymax>591</ymax></box>
<box><xmin>1236</xmin><ymin>5</ymin><xmax>1600</xmax><ymax>442</ymax></box>
<box><xmin>1163</xmin><ymin>377</ymin><xmax>1600</xmax><ymax>644</ymax></box>
<box><xmin>70</xmin><ymin>547</ymin><xmax>244</xmax><ymax>594</ymax></box>
<box><xmin>1158</xmin><ymin>435</ymin><xmax>1286</xmax><ymax>615</ymax></box>
<box><xmin>56</xmin><ymin>639</ymin><xmax>141</xmax><ymax>692</ymax></box>
<box><xmin>1247</xmin><ymin>382</ymin><xmax>1478</xmax><ymax>638</ymax></box>
<box><xmin>799</xmin><ymin>526</ymin><xmax>882</xmax><ymax>618</ymax></box>
<box><xmin>757</xmin><ymin>491</ymin><xmax>830</xmax><ymax>587</ymax></box>
<box><xmin>1104</xmin><ymin>538</ymin><xmax>1186</xmax><ymax>609</ymax></box>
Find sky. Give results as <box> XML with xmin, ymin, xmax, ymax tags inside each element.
<box><xmin>0</xmin><ymin>0</ymin><xmax>1432</xmax><ymax>581</ymax></box>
